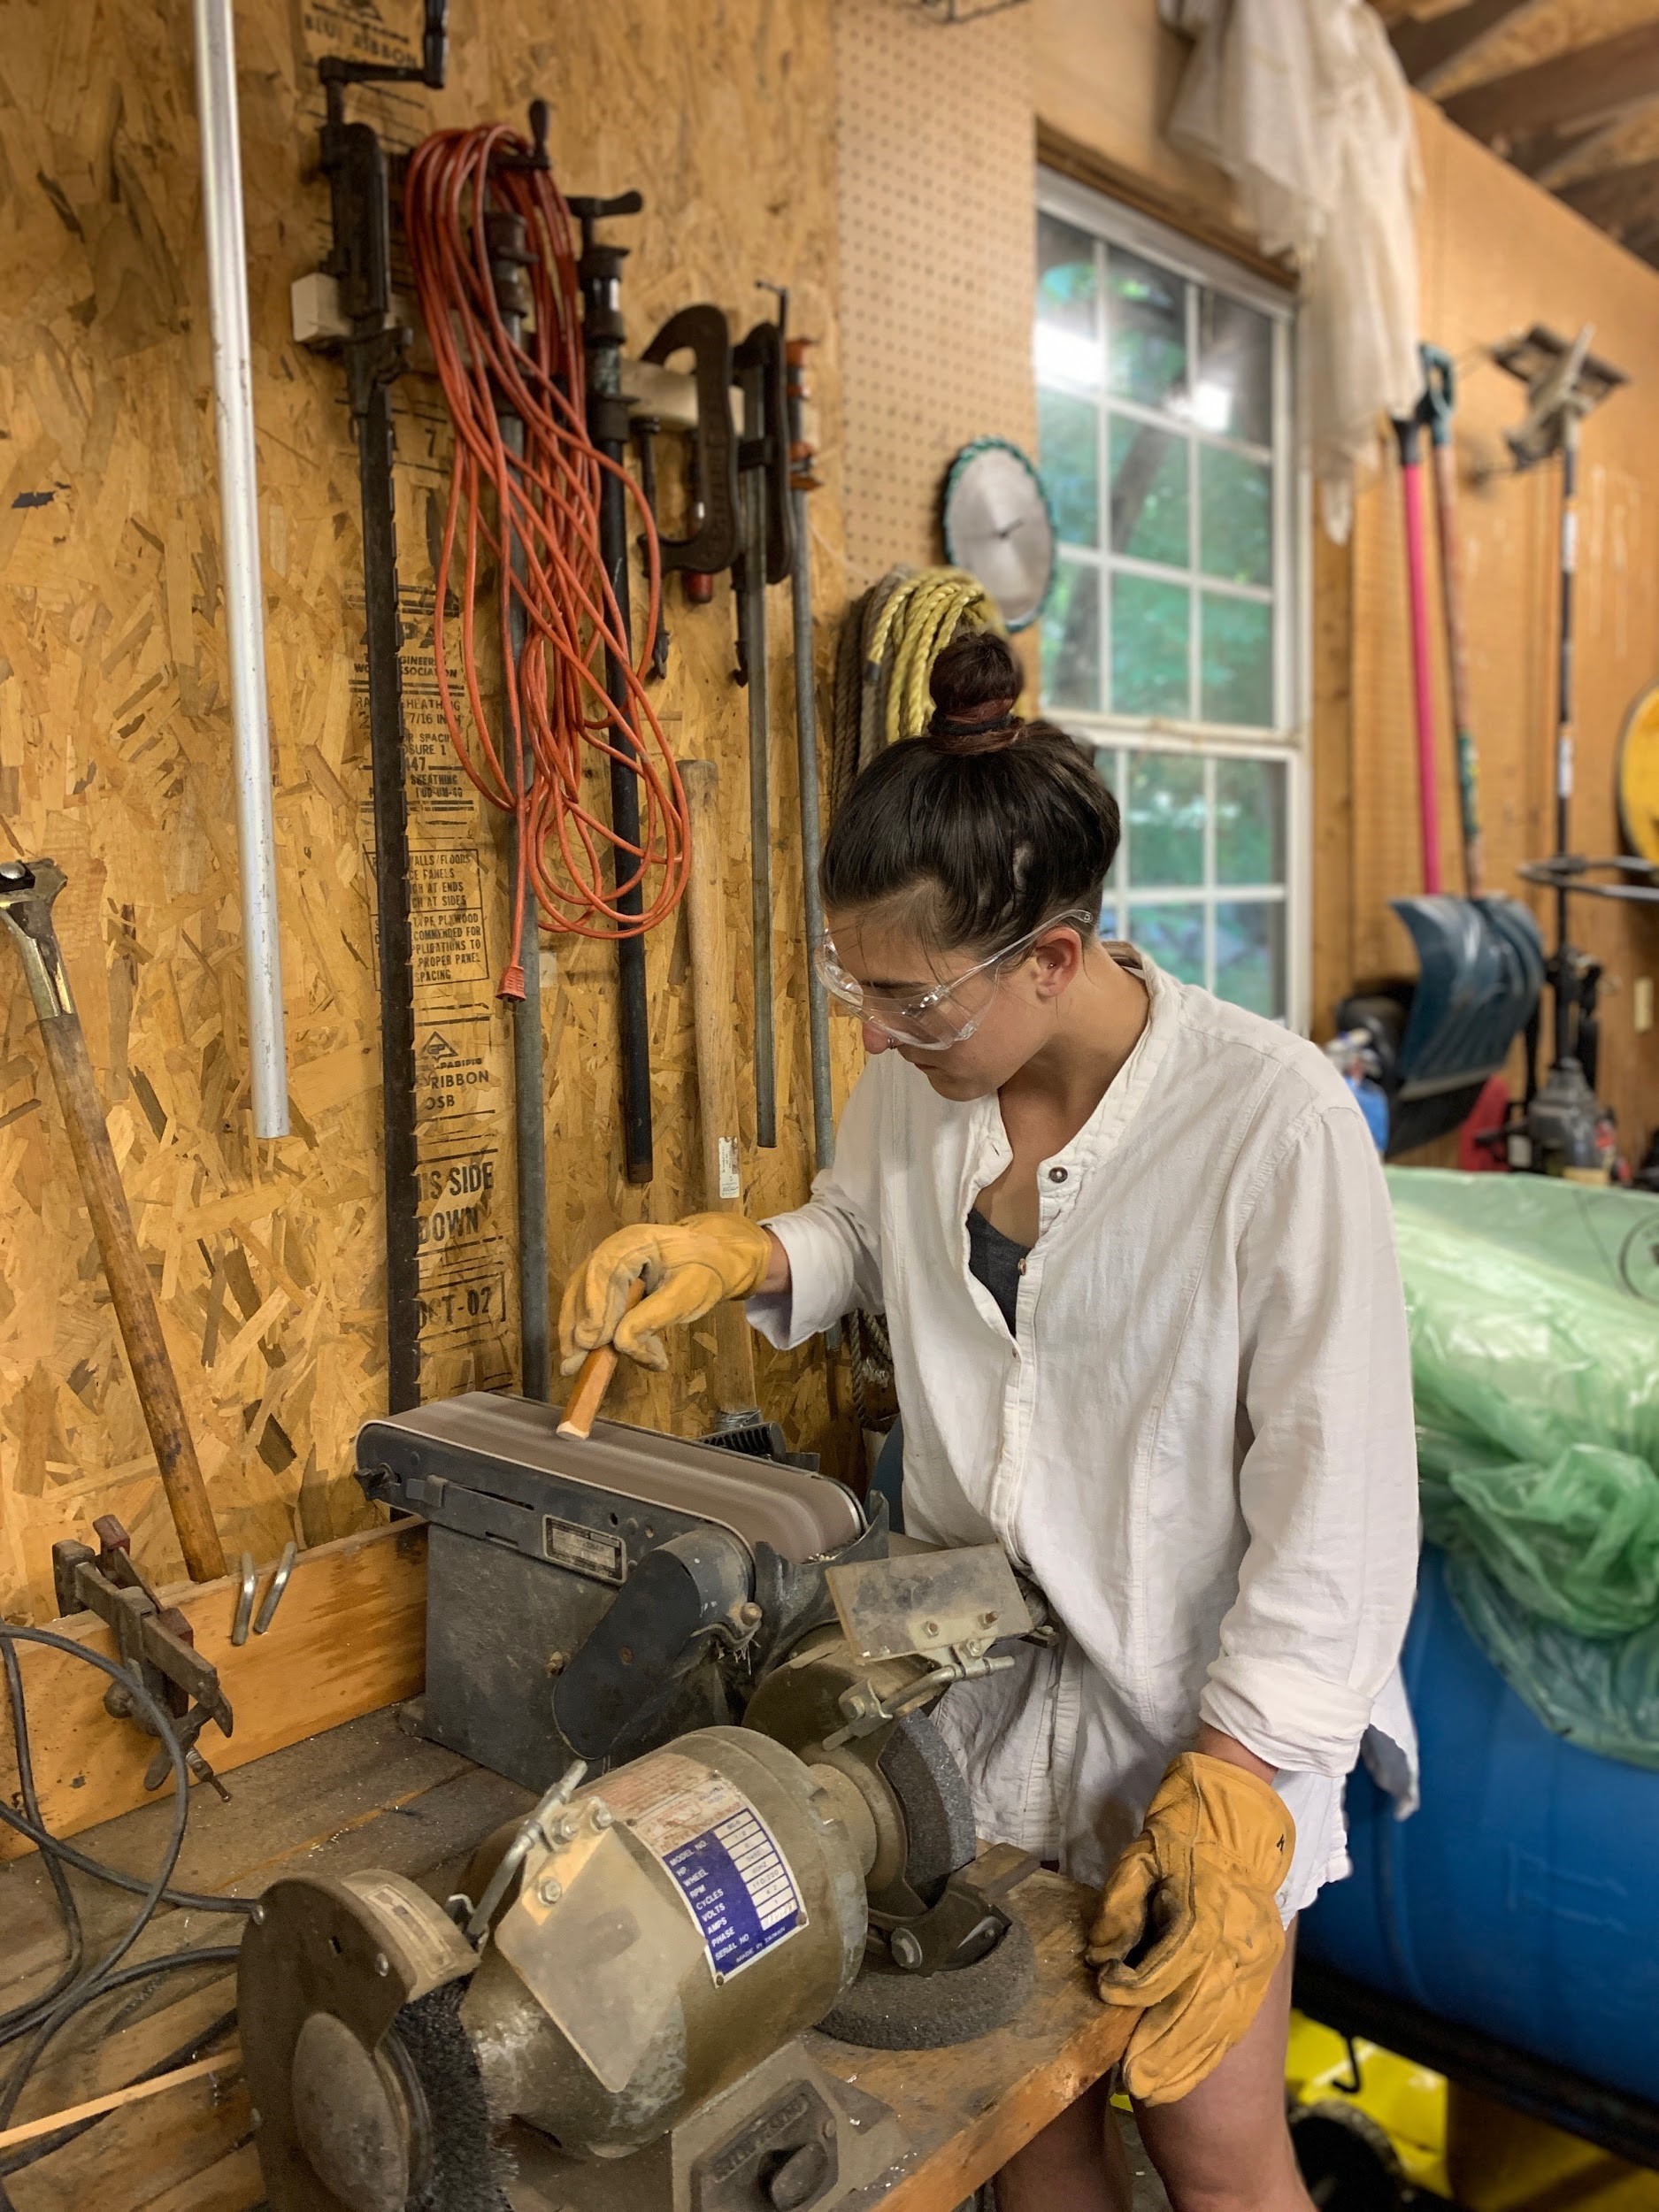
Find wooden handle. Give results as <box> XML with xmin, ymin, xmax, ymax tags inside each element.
<box><xmin>556</xmin><ymin>1279</ymin><xmax>644</xmax><ymax>1440</ymax></box>
<box><xmin>37</xmin><ymin>1008</ymin><xmax>227</xmax><ymax>1582</ymax></box>
<box><xmin>680</xmin><ymin>762</ymin><xmax>761</xmax><ymax>1418</ymax></box>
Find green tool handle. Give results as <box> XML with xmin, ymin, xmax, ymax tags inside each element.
<box><xmin>1421</xmin><ymin>342</ymin><xmax>1486</xmax><ymax>898</ymax></box>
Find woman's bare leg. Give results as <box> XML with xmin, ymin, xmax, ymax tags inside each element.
<box><xmin>1131</xmin><ymin>1932</ymin><xmax>1312</xmax><ymax>2212</ymax></box>
<box><xmin>994</xmin><ymin>2076</ymin><xmax>1134</xmax><ymax>2212</ymax></box>
<box><xmin>995</xmin><ymin>1930</ymin><xmax>1310</xmax><ymax>2212</ymax></box>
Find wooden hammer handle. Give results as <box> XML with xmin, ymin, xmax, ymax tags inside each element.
<box><xmin>36</xmin><ymin>1007</ymin><xmax>227</xmax><ymax>1582</ymax></box>
<box><xmin>556</xmin><ymin>1279</ymin><xmax>645</xmax><ymax>1441</ymax></box>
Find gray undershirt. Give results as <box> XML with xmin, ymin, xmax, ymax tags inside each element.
<box><xmin>966</xmin><ymin>1208</ymin><xmax>1031</xmax><ymax>1337</ymax></box>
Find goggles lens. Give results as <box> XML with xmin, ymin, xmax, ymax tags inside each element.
<box><xmin>813</xmin><ymin>911</ymin><xmax>1095</xmax><ymax>1051</ymax></box>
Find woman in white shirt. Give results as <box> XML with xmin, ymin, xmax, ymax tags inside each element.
<box><xmin>560</xmin><ymin>629</ymin><xmax>1418</xmax><ymax>2212</ymax></box>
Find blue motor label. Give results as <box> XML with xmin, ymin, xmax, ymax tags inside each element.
<box><xmin>601</xmin><ymin>1752</ymin><xmax>805</xmax><ymax>1983</ymax></box>
<box><xmin>663</xmin><ymin>1806</ymin><xmax>803</xmax><ymax>1980</ymax></box>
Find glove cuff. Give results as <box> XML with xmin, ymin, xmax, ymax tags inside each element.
<box><xmin>1166</xmin><ymin>1751</ymin><xmax>1295</xmax><ymax>1890</ymax></box>
<box><xmin>679</xmin><ymin>1212</ymin><xmax>774</xmax><ymax>1299</ymax></box>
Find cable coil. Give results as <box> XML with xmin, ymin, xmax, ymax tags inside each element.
<box><xmin>0</xmin><ymin>1624</ymin><xmax>247</xmax><ymax>2195</ymax></box>
<box><xmin>403</xmin><ymin>125</ymin><xmax>690</xmax><ymax>996</ymax></box>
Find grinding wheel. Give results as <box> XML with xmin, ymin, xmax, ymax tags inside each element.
<box><xmin>818</xmin><ymin>1916</ymin><xmax>1036</xmax><ymax>2049</ymax></box>
<box><xmin>877</xmin><ymin>1710</ymin><xmax>977</xmax><ymax>1904</ymax></box>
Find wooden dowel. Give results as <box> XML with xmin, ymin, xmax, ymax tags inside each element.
<box><xmin>0</xmin><ymin>2050</ymin><xmax>242</xmax><ymax>2153</ymax></box>
<box><xmin>556</xmin><ymin>1279</ymin><xmax>644</xmax><ymax>1440</ymax></box>
<box><xmin>679</xmin><ymin>761</ymin><xmax>761</xmax><ymax>1419</ymax></box>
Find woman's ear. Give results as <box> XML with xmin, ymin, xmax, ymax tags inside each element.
<box><xmin>1031</xmin><ymin>926</ymin><xmax>1085</xmax><ymax>998</ymax></box>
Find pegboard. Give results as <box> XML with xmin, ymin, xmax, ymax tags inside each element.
<box><xmin>833</xmin><ymin>0</ymin><xmax>1039</xmax><ymax>591</ymax></box>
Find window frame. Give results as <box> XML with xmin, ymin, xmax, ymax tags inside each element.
<box><xmin>1035</xmin><ymin>167</ymin><xmax>1312</xmax><ymax>1033</ymax></box>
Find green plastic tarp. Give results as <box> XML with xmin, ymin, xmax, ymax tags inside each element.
<box><xmin>1387</xmin><ymin>1169</ymin><xmax>1659</xmax><ymax>1767</ymax></box>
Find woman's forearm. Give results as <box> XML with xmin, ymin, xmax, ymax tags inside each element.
<box><xmin>759</xmin><ymin>1226</ymin><xmax>793</xmax><ymax>1297</ymax></box>
<box><xmin>1194</xmin><ymin>1722</ymin><xmax>1276</xmax><ymax>1786</ymax></box>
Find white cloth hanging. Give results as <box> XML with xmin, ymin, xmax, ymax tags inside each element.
<box><xmin>1164</xmin><ymin>0</ymin><xmax>1423</xmax><ymax>541</ymax></box>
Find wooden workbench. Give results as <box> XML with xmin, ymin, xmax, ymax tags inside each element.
<box><xmin>0</xmin><ymin>1709</ymin><xmax>1129</xmax><ymax>2212</ymax></box>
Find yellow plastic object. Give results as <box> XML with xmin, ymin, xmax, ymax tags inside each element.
<box><xmin>1286</xmin><ymin>2013</ymin><xmax>1659</xmax><ymax>2210</ymax></box>
<box><xmin>1447</xmin><ymin>2085</ymin><xmax>1659</xmax><ymax>2212</ymax></box>
<box><xmin>1286</xmin><ymin>2010</ymin><xmax>1449</xmax><ymax>2198</ymax></box>
<box><xmin>1616</xmin><ymin>680</ymin><xmax>1659</xmax><ymax>864</ymax></box>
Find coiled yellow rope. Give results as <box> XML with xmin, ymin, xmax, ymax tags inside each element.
<box><xmin>864</xmin><ymin>566</ymin><xmax>999</xmax><ymax>753</ymax></box>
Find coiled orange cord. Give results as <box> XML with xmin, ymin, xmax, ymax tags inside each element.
<box><xmin>403</xmin><ymin>126</ymin><xmax>690</xmax><ymax>998</ymax></box>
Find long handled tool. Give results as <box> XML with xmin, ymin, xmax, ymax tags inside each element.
<box><xmin>733</xmin><ymin>297</ymin><xmax>795</xmax><ymax>1152</ymax></box>
<box><xmin>0</xmin><ymin>860</ymin><xmax>227</xmax><ymax>1583</ymax></box>
<box><xmin>1342</xmin><ymin>383</ymin><xmax>1541</xmax><ymax>1156</ymax></box>
<box><xmin>1421</xmin><ymin>348</ymin><xmax>1485</xmax><ymax>899</ymax></box>
<box><xmin>572</xmin><ymin>194</ymin><xmax>656</xmax><ymax>1186</ymax></box>
<box><xmin>783</xmin><ymin>335</ymin><xmax>834</xmax><ymax>1185</ymax></box>
<box><xmin>1493</xmin><ymin>325</ymin><xmax>1631</xmax><ymax>1176</ymax></box>
<box><xmin>305</xmin><ymin>8</ymin><xmax>449</xmax><ymax>1413</ymax></box>
<box><xmin>483</xmin><ymin>134</ymin><xmax>551</xmax><ymax>1402</ymax></box>
<box><xmin>1392</xmin><ymin>408</ymin><xmax>1445</xmax><ymax>899</ymax></box>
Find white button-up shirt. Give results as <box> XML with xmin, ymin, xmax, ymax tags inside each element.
<box><xmin>751</xmin><ymin>953</ymin><xmax>1419</xmax><ymax>1911</ymax></box>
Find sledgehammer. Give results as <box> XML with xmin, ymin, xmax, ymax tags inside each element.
<box><xmin>0</xmin><ymin>859</ymin><xmax>227</xmax><ymax>1582</ymax></box>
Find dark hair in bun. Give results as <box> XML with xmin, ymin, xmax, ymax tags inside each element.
<box><xmin>822</xmin><ymin>629</ymin><xmax>1121</xmax><ymax>954</ymax></box>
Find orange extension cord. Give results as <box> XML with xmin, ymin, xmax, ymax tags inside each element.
<box><xmin>403</xmin><ymin>126</ymin><xmax>689</xmax><ymax>999</ymax></box>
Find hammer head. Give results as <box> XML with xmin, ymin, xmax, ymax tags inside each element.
<box><xmin>0</xmin><ymin>857</ymin><xmax>65</xmax><ymax>913</ymax></box>
<box><xmin>0</xmin><ymin>857</ymin><xmax>73</xmax><ymax>1018</ymax></box>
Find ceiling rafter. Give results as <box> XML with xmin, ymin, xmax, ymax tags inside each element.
<box><xmin>1558</xmin><ymin>152</ymin><xmax>1659</xmax><ymax>235</ymax></box>
<box><xmin>1388</xmin><ymin>0</ymin><xmax>1555</xmax><ymax>96</ymax></box>
<box><xmin>1402</xmin><ymin>1</ymin><xmax>1659</xmax><ymax>275</ymax></box>
<box><xmin>1441</xmin><ymin>21</ymin><xmax>1659</xmax><ymax>146</ymax></box>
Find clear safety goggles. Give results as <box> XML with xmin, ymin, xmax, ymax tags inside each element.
<box><xmin>812</xmin><ymin>911</ymin><xmax>1095</xmax><ymax>1051</ymax></box>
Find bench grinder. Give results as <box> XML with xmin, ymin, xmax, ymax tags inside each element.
<box><xmin>239</xmin><ymin>1394</ymin><xmax>1051</xmax><ymax>2211</ymax></box>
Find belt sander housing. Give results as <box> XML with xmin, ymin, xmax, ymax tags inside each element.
<box><xmin>356</xmin><ymin>1392</ymin><xmax>879</xmax><ymax>1784</ymax></box>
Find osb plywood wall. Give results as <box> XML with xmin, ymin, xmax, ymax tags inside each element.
<box><xmin>833</xmin><ymin>0</ymin><xmax>1037</xmax><ymax>590</ymax></box>
<box><xmin>0</xmin><ymin>0</ymin><xmax>849</xmax><ymax>1620</ymax></box>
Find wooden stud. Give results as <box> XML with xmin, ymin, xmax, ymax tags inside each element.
<box><xmin>1389</xmin><ymin>0</ymin><xmax>1552</xmax><ymax>96</ymax></box>
<box><xmin>1442</xmin><ymin>25</ymin><xmax>1659</xmax><ymax>147</ymax></box>
<box><xmin>679</xmin><ymin>760</ymin><xmax>762</xmax><ymax>1420</ymax></box>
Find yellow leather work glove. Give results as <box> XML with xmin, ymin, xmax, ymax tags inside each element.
<box><xmin>1086</xmin><ymin>1751</ymin><xmax>1294</xmax><ymax>2106</ymax></box>
<box><xmin>558</xmin><ymin>1213</ymin><xmax>774</xmax><ymax>1374</ymax></box>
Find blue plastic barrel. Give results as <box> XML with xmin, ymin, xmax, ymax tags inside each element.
<box><xmin>1301</xmin><ymin>1547</ymin><xmax>1659</xmax><ymax>2105</ymax></box>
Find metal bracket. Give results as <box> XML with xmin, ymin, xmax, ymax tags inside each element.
<box><xmin>52</xmin><ymin>1516</ymin><xmax>234</xmax><ymax>1794</ymax></box>
<box><xmin>640</xmin><ymin>304</ymin><xmax>740</xmax><ymax>575</ymax></box>
<box><xmin>733</xmin><ymin>311</ymin><xmax>795</xmax><ymax>598</ymax></box>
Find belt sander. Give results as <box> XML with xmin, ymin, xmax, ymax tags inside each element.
<box><xmin>240</xmin><ymin>1394</ymin><xmax>1052</xmax><ymax>2212</ymax></box>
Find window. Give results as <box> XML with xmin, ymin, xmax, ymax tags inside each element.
<box><xmin>1035</xmin><ymin>174</ymin><xmax>1307</xmax><ymax>1025</ymax></box>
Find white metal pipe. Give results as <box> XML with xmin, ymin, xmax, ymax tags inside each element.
<box><xmin>190</xmin><ymin>0</ymin><xmax>289</xmax><ymax>1137</ymax></box>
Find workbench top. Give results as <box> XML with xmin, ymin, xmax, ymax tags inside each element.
<box><xmin>0</xmin><ymin>1708</ymin><xmax>1129</xmax><ymax>2212</ymax></box>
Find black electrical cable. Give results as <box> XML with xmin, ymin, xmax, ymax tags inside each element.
<box><xmin>0</xmin><ymin>1798</ymin><xmax>251</xmax><ymax>1916</ymax></box>
<box><xmin>0</xmin><ymin>1640</ymin><xmax>82</xmax><ymax>2038</ymax></box>
<box><xmin>0</xmin><ymin>1623</ymin><xmax>252</xmax><ymax>2197</ymax></box>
